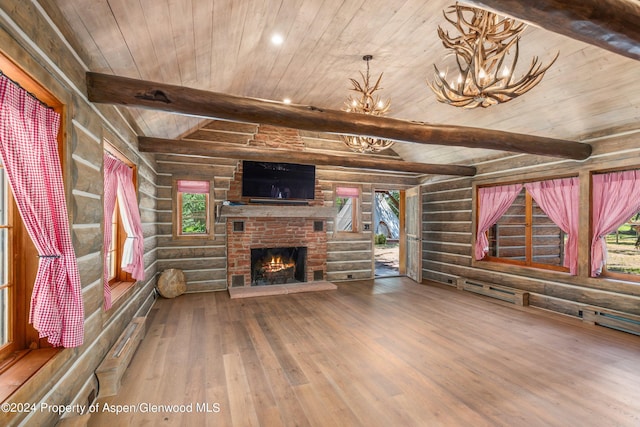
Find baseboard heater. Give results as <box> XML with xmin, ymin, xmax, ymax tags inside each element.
<box><xmin>581</xmin><ymin>306</ymin><xmax>640</xmax><ymax>336</ymax></box>
<box><xmin>96</xmin><ymin>316</ymin><xmax>146</xmax><ymax>397</ymax></box>
<box><xmin>456</xmin><ymin>277</ymin><xmax>529</xmax><ymax>306</ymax></box>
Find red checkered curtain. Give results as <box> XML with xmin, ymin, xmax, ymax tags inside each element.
<box><xmin>0</xmin><ymin>74</ymin><xmax>84</xmax><ymax>347</ymax></box>
<box><xmin>475</xmin><ymin>184</ymin><xmax>523</xmax><ymax>260</ymax></box>
<box><xmin>591</xmin><ymin>170</ymin><xmax>640</xmax><ymax>276</ymax></box>
<box><xmin>114</xmin><ymin>159</ymin><xmax>144</xmax><ymax>279</ymax></box>
<box><xmin>103</xmin><ymin>153</ymin><xmax>118</xmax><ymax>309</ymax></box>
<box><xmin>103</xmin><ymin>153</ymin><xmax>144</xmax><ymax>309</ymax></box>
<box><xmin>525</xmin><ymin>177</ymin><xmax>580</xmax><ymax>275</ymax></box>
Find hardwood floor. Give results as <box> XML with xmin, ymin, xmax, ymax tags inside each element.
<box><xmin>88</xmin><ymin>278</ymin><xmax>640</xmax><ymax>426</ymax></box>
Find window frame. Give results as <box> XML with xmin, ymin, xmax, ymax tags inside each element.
<box><xmin>334</xmin><ymin>185</ymin><xmax>361</xmax><ymax>234</ymax></box>
<box><xmin>481</xmin><ymin>189</ymin><xmax>568</xmax><ymax>272</ymax></box>
<box><xmin>0</xmin><ymin>53</ymin><xmax>64</xmax><ymax>371</ymax></box>
<box><xmin>172</xmin><ymin>178</ymin><xmax>216</xmax><ymax>241</ymax></box>
<box><xmin>0</xmin><ymin>164</ymin><xmax>17</xmax><ymax>361</ymax></box>
<box><xmin>475</xmin><ymin>178</ymin><xmax>574</xmax><ymax>274</ymax></box>
<box><xmin>591</xmin><ymin>168</ymin><xmax>640</xmax><ymax>283</ymax></box>
<box><xmin>103</xmin><ymin>141</ymin><xmax>136</xmax><ymax>298</ymax></box>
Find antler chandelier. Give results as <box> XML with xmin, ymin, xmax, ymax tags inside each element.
<box><xmin>341</xmin><ymin>55</ymin><xmax>394</xmax><ymax>153</ymax></box>
<box><xmin>428</xmin><ymin>3</ymin><xmax>558</xmax><ymax>108</ymax></box>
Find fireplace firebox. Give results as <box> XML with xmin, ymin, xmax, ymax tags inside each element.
<box><xmin>251</xmin><ymin>247</ymin><xmax>307</xmax><ymax>286</ymax></box>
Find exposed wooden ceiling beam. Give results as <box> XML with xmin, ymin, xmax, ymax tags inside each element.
<box><xmin>138</xmin><ymin>137</ymin><xmax>478</xmax><ymax>176</ymax></box>
<box><xmin>87</xmin><ymin>72</ymin><xmax>592</xmax><ymax>160</ymax></box>
<box><xmin>462</xmin><ymin>0</ymin><xmax>640</xmax><ymax>61</ymax></box>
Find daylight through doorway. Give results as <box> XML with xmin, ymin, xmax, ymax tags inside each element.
<box><xmin>374</xmin><ymin>190</ymin><xmax>400</xmax><ymax>277</ymax></box>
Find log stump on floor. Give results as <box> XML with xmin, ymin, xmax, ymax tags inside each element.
<box><xmin>157</xmin><ymin>268</ymin><xmax>187</xmax><ymax>298</ymax></box>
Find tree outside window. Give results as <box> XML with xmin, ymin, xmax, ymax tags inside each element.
<box><xmin>180</xmin><ymin>192</ymin><xmax>208</xmax><ymax>234</ymax></box>
<box><xmin>604</xmin><ymin>212</ymin><xmax>640</xmax><ymax>276</ymax></box>
<box><xmin>591</xmin><ymin>169</ymin><xmax>640</xmax><ymax>280</ymax></box>
<box><xmin>175</xmin><ymin>179</ymin><xmax>214</xmax><ymax>238</ymax></box>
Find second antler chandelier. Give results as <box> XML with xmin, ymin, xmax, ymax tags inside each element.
<box><xmin>341</xmin><ymin>55</ymin><xmax>394</xmax><ymax>153</ymax></box>
<box><xmin>428</xmin><ymin>3</ymin><xmax>559</xmax><ymax>109</ymax></box>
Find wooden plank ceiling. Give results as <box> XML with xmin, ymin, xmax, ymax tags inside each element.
<box><xmin>46</xmin><ymin>0</ymin><xmax>640</xmax><ymax>169</ymax></box>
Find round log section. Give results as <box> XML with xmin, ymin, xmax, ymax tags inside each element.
<box><xmin>157</xmin><ymin>269</ymin><xmax>187</xmax><ymax>298</ymax></box>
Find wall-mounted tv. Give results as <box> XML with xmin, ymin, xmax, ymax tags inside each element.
<box><xmin>242</xmin><ymin>160</ymin><xmax>316</xmax><ymax>201</ymax></box>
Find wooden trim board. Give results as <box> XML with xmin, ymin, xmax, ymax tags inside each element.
<box><xmin>228</xmin><ymin>281</ymin><xmax>337</xmax><ymax>299</ymax></box>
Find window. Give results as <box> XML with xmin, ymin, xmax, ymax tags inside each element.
<box><xmin>173</xmin><ymin>179</ymin><xmax>214</xmax><ymax>239</ymax></box>
<box><xmin>602</xmin><ymin>212</ymin><xmax>640</xmax><ymax>278</ymax></box>
<box><xmin>335</xmin><ymin>186</ymin><xmax>360</xmax><ymax>232</ymax></box>
<box><xmin>591</xmin><ymin>169</ymin><xmax>640</xmax><ymax>280</ymax></box>
<box><xmin>103</xmin><ymin>142</ymin><xmax>140</xmax><ymax>306</ymax></box>
<box><xmin>0</xmin><ymin>53</ymin><xmax>70</xmax><ymax>368</ymax></box>
<box><xmin>0</xmin><ymin>162</ymin><xmax>12</xmax><ymax>353</ymax></box>
<box><xmin>476</xmin><ymin>178</ymin><xmax>579</xmax><ymax>274</ymax></box>
<box><xmin>0</xmin><ymin>164</ymin><xmax>38</xmax><ymax>360</ymax></box>
<box><xmin>0</xmin><ymin>156</ymin><xmax>41</xmax><ymax>365</ymax></box>
<box><xmin>485</xmin><ymin>189</ymin><xmax>567</xmax><ymax>270</ymax></box>
<box><xmin>107</xmin><ymin>197</ymin><xmax>132</xmax><ymax>285</ymax></box>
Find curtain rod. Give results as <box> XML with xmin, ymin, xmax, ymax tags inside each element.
<box><xmin>0</xmin><ymin>69</ymin><xmax>55</xmax><ymax>111</ymax></box>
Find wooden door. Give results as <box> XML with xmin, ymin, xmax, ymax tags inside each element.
<box><xmin>405</xmin><ymin>186</ymin><xmax>421</xmax><ymax>282</ymax></box>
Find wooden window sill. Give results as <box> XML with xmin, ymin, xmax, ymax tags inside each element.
<box><xmin>602</xmin><ymin>271</ymin><xmax>640</xmax><ymax>283</ymax></box>
<box><xmin>172</xmin><ymin>234</ymin><xmax>215</xmax><ymax>242</ymax></box>
<box><xmin>110</xmin><ymin>280</ymin><xmax>136</xmax><ymax>305</ymax></box>
<box><xmin>0</xmin><ymin>348</ymin><xmax>59</xmax><ymax>402</ymax></box>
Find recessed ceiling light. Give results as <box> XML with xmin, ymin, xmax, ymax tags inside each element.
<box><xmin>271</xmin><ymin>33</ymin><xmax>284</xmax><ymax>45</ymax></box>
<box><xmin>283</xmin><ymin>98</ymin><xmax>291</xmax><ymax>104</ymax></box>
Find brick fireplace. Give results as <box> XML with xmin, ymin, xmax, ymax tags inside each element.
<box><xmin>226</xmin><ymin>216</ymin><xmax>327</xmax><ymax>287</ymax></box>
<box><xmin>223</xmin><ymin>124</ymin><xmax>334</xmax><ymax>289</ymax></box>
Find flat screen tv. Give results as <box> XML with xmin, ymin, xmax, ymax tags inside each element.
<box><xmin>242</xmin><ymin>160</ymin><xmax>316</xmax><ymax>201</ymax></box>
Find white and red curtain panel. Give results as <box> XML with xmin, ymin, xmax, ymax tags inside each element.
<box><xmin>0</xmin><ymin>74</ymin><xmax>84</xmax><ymax>347</ymax></box>
<box><xmin>335</xmin><ymin>186</ymin><xmax>360</xmax><ymax>198</ymax></box>
<box><xmin>525</xmin><ymin>177</ymin><xmax>580</xmax><ymax>275</ymax></box>
<box><xmin>591</xmin><ymin>170</ymin><xmax>640</xmax><ymax>276</ymax></box>
<box><xmin>475</xmin><ymin>184</ymin><xmax>523</xmax><ymax>260</ymax></box>
<box><xmin>103</xmin><ymin>153</ymin><xmax>145</xmax><ymax>309</ymax></box>
<box><xmin>177</xmin><ymin>179</ymin><xmax>209</xmax><ymax>194</ymax></box>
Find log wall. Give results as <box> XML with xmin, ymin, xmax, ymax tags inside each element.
<box><xmin>0</xmin><ymin>2</ymin><xmax>158</xmax><ymax>425</ymax></box>
<box><xmin>155</xmin><ymin>155</ymin><xmax>234</xmax><ymax>291</ymax></box>
<box><xmin>421</xmin><ymin>131</ymin><xmax>640</xmax><ymax>321</ymax></box>
<box><xmin>155</xmin><ymin>126</ymin><xmax>420</xmax><ymax>289</ymax></box>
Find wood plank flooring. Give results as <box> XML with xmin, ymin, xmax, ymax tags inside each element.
<box><xmin>88</xmin><ymin>278</ymin><xmax>640</xmax><ymax>426</ymax></box>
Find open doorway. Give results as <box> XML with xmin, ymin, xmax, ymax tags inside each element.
<box><xmin>374</xmin><ymin>190</ymin><xmax>400</xmax><ymax>277</ymax></box>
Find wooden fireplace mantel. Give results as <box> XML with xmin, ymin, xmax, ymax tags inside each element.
<box><xmin>219</xmin><ymin>204</ymin><xmax>335</xmax><ymax>219</ymax></box>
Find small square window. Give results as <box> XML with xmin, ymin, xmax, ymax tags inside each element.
<box><xmin>174</xmin><ymin>179</ymin><xmax>214</xmax><ymax>239</ymax></box>
<box><xmin>335</xmin><ymin>186</ymin><xmax>360</xmax><ymax>232</ymax></box>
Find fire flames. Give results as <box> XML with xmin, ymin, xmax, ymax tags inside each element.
<box><xmin>262</xmin><ymin>255</ymin><xmax>295</xmax><ymax>273</ymax></box>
